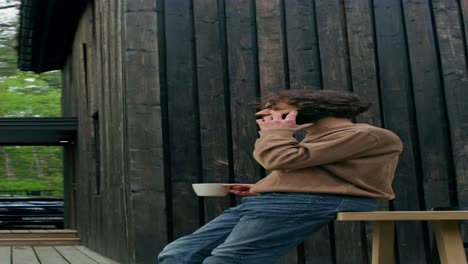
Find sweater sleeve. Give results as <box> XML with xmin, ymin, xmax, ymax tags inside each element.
<box><xmin>253</xmin><ymin>129</ymin><xmax>378</xmax><ymax>170</ymax></box>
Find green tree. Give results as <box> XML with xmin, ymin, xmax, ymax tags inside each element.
<box><xmin>0</xmin><ymin>1</ymin><xmax>64</xmax><ymax>197</ymax></box>
<box><xmin>0</xmin><ymin>71</ymin><xmax>61</xmax><ymax>117</ymax></box>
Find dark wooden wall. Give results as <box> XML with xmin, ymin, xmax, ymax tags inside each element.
<box><xmin>61</xmin><ymin>0</ymin><xmax>468</xmax><ymax>263</ymax></box>
<box><xmin>62</xmin><ymin>1</ymin><xmax>133</xmax><ymax>263</ymax></box>
<box><xmin>63</xmin><ymin>0</ymin><xmax>165</xmax><ymax>263</ymax></box>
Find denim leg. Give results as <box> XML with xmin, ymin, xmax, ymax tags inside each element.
<box><xmin>203</xmin><ymin>193</ymin><xmax>376</xmax><ymax>264</ymax></box>
<box><xmin>158</xmin><ymin>208</ymin><xmax>241</xmax><ymax>264</ymax></box>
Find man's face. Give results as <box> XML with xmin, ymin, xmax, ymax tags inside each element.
<box><xmin>255</xmin><ymin>102</ymin><xmax>298</xmax><ymax>117</ymax></box>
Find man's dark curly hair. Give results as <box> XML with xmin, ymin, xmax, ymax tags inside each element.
<box><xmin>259</xmin><ymin>89</ymin><xmax>371</xmax><ymax>119</ymax></box>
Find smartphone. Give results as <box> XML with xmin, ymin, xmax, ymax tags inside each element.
<box><xmin>283</xmin><ymin>109</ymin><xmax>333</xmax><ymax>125</ymax></box>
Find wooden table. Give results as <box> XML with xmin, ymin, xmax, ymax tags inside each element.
<box><xmin>336</xmin><ymin>211</ymin><xmax>468</xmax><ymax>264</ymax></box>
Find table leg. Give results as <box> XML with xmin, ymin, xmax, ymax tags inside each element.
<box><xmin>372</xmin><ymin>221</ymin><xmax>394</xmax><ymax>264</ymax></box>
<box><xmin>432</xmin><ymin>220</ymin><xmax>467</xmax><ymax>264</ymax></box>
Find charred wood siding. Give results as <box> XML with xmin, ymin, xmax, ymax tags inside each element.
<box><xmin>61</xmin><ymin>0</ymin><xmax>468</xmax><ymax>263</ymax></box>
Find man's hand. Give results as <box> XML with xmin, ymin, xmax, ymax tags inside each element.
<box><xmin>256</xmin><ymin>111</ymin><xmax>314</xmax><ymax>132</ymax></box>
<box><xmin>223</xmin><ymin>184</ymin><xmax>258</xmax><ymax>196</ymax></box>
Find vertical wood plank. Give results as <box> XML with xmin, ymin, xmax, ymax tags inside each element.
<box><xmin>115</xmin><ymin>0</ymin><xmax>132</xmax><ymax>262</ymax></box>
<box><xmin>401</xmin><ymin>0</ymin><xmax>452</xmax><ymax>209</ymax></box>
<box><xmin>344</xmin><ymin>0</ymin><xmax>381</xmax><ymax>127</ymax></box>
<box><xmin>98</xmin><ymin>0</ymin><xmax>111</xmax><ymax>256</ymax></box>
<box><xmin>431</xmin><ymin>0</ymin><xmax>468</xmax><ymax>248</ymax></box>
<box><xmin>344</xmin><ymin>2</ymin><xmax>384</xmax><ymax>261</ymax></box>
<box><xmin>255</xmin><ymin>0</ymin><xmax>287</xmax><ymax>93</ymax></box>
<box><xmin>110</xmin><ymin>0</ymin><xmax>118</xmax><ymax>257</ymax></box>
<box><xmin>315</xmin><ymin>0</ymin><xmax>361</xmax><ymax>263</ymax></box>
<box><xmin>432</xmin><ymin>220</ymin><xmax>468</xmax><ymax>264</ymax></box>
<box><xmin>303</xmin><ymin>225</ymin><xmax>333</xmax><ymax>264</ymax></box>
<box><xmin>89</xmin><ymin>1</ymin><xmax>103</xmax><ymax>254</ymax></box>
<box><xmin>374</xmin><ymin>0</ymin><xmax>428</xmax><ymax>263</ymax></box>
<box><xmin>460</xmin><ymin>0</ymin><xmax>468</xmax><ymax>53</ymax></box>
<box><xmin>117</xmin><ymin>0</ymin><xmax>128</xmax><ymax>260</ymax></box>
<box><xmin>225</xmin><ymin>0</ymin><xmax>263</xmax><ymax>189</ymax></box>
<box><xmin>165</xmin><ymin>0</ymin><xmax>202</xmax><ymax>239</ymax></box>
<box><xmin>431</xmin><ymin>0</ymin><xmax>468</xmax><ymax>208</ymax></box>
<box><xmin>193</xmin><ymin>0</ymin><xmax>231</xmax><ymax>222</ymax></box>
<box><xmin>105</xmin><ymin>0</ymin><xmax>118</xmax><ymax>257</ymax></box>
<box><xmin>108</xmin><ymin>0</ymin><xmax>130</xmax><ymax>260</ymax></box>
<box><xmin>255</xmin><ymin>1</ymin><xmax>297</xmax><ymax>263</ymax></box>
<box><xmin>334</xmin><ymin>221</ymin><xmax>369</xmax><ymax>264</ymax></box>
<box><xmin>371</xmin><ymin>221</ymin><xmax>395</xmax><ymax>264</ymax></box>
<box><xmin>285</xmin><ymin>4</ymin><xmax>332</xmax><ymax>261</ymax></box>
<box><xmin>284</xmin><ymin>0</ymin><xmax>322</xmax><ymax>89</ymax></box>
<box><xmin>73</xmin><ymin>4</ymin><xmax>95</xmax><ymax>253</ymax></box>
<box><xmin>83</xmin><ymin>5</ymin><xmax>101</xmax><ymax>253</ymax></box>
<box><xmin>314</xmin><ymin>0</ymin><xmax>351</xmax><ymax>90</ymax></box>
<box><xmin>107</xmin><ymin>0</ymin><xmax>118</xmax><ymax>260</ymax></box>
<box><xmin>125</xmin><ymin>0</ymin><xmax>167</xmax><ymax>262</ymax></box>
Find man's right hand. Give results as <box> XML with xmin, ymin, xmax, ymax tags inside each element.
<box><xmin>223</xmin><ymin>184</ymin><xmax>258</xmax><ymax>196</ymax></box>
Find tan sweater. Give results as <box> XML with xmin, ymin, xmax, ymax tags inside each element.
<box><xmin>250</xmin><ymin>123</ymin><xmax>403</xmax><ymax>200</ymax></box>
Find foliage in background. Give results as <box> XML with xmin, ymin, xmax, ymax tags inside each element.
<box><xmin>0</xmin><ymin>71</ymin><xmax>61</xmax><ymax>117</ymax></box>
<box><xmin>0</xmin><ymin>0</ymin><xmax>63</xmax><ymax>198</ymax></box>
<box><xmin>0</xmin><ymin>176</ymin><xmax>63</xmax><ymax>197</ymax></box>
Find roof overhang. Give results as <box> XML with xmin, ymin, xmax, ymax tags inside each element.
<box><xmin>17</xmin><ymin>0</ymin><xmax>88</xmax><ymax>73</ymax></box>
<box><xmin>0</xmin><ymin>118</ymin><xmax>78</xmax><ymax>145</ymax></box>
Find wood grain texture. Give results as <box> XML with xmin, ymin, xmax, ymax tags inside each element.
<box><xmin>314</xmin><ymin>0</ymin><xmax>351</xmax><ymax>91</ymax></box>
<box><xmin>74</xmin><ymin>246</ymin><xmax>120</xmax><ymax>264</ymax></box>
<box><xmin>255</xmin><ymin>0</ymin><xmax>287</xmax><ymax>93</ymax></box>
<box><xmin>344</xmin><ymin>2</ymin><xmax>383</xmax><ymax>262</ymax></box>
<box><xmin>431</xmin><ymin>0</ymin><xmax>468</xmax><ymax>207</ymax></box>
<box><xmin>60</xmin><ymin>0</ymin><xmax>468</xmax><ymax>263</ymax></box>
<box><xmin>315</xmin><ymin>1</ymin><xmax>359</xmax><ymax>261</ymax></box>
<box><xmin>374</xmin><ymin>0</ymin><xmax>427</xmax><ymax>262</ymax></box>
<box><xmin>284</xmin><ymin>0</ymin><xmax>322</xmax><ymax>89</ymax></box>
<box><xmin>193</xmin><ymin>0</ymin><xmax>231</xmax><ymax>223</ymax></box>
<box><xmin>125</xmin><ymin>0</ymin><xmax>166</xmax><ymax>260</ymax></box>
<box><xmin>34</xmin><ymin>246</ymin><xmax>69</xmax><ymax>264</ymax></box>
<box><xmin>401</xmin><ymin>0</ymin><xmax>452</xmax><ymax>210</ymax></box>
<box><xmin>337</xmin><ymin>211</ymin><xmax>468</xmax><ymax>221</ymax></box>
<box><xmin>344</xmin><ymin>0</ymin><xmax>381</xmax><ymax>127</ymax></box>
<box><xmin>0</xmin><ymin>247</ymin><xmax>10</xmax><ymax>264</ymax></box>
<box><xmin>12</xmin><ymin>246</ymin><xmax>40</xmax><ymax>264</ymax></box>
<box><xmin>164</xmin><ymin>0</ymin><xmax>202</xmax><ymax>239</ymax></box>
<box><xmin>255</xmin><ymin>1</ymin><xmax>296</xmax><ymax>263</ymax></box>
<box><xmin>54</xmin><ymin>246</ymin><xmax>98</xmax><ymax>264</ymax></box>
<box><xmin>225</xmin><ymin>0</ymin><xmax>263</xmax><ymax>187</ymax></box>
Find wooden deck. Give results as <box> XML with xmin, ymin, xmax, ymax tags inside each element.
<box><xmin>0</xmin><ymin>245</ymin><xmax>119</xmax><ymax>264</ymax></box>
<box><xmin>0</xmin><ymin>230</ymin><xmax>119</xmax><ymax>263</ymax></box>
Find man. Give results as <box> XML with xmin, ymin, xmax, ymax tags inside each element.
<box><xmin>158</xmin><ymin>89</ymin><xmax>403</xmax><ymax>264</ymax></box>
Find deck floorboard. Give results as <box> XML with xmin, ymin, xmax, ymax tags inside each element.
<box><xmin>0</xmin><ymin>246</ymin><xmax>119</xmax><ymax>264</ymax></box>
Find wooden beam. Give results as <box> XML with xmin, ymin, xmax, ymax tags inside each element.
<box><xmin>432</xmin><ymin>220</ymin><xmax>468</xmax><ymax>264</ymax></box>
<box><xmin>337</xmin><ymin>211</ymin><xmax>468</xmax><ymax>221</ymax></box>
<box><xmin>371</xmin><ymin>221</ymin><xmax>394</xmax><ymax>264</ymax></box>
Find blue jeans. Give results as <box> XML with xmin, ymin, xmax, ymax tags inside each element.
<box><xmin>158</xmin><ymin>192</ymin><xmax>377</xmax><ymax>264</ymax></box>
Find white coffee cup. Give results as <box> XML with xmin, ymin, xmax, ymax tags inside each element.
<box><xmin>192</xmin><ymin>183</ymin><xmax>229</xmax><ymax>197</ymax></box>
